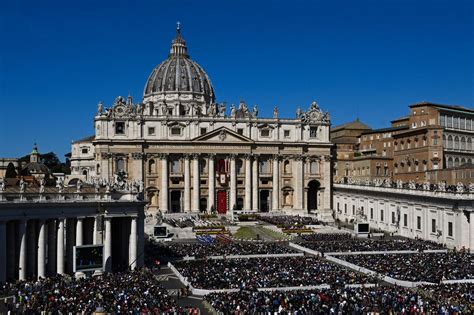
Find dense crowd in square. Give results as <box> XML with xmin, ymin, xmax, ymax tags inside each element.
<box><xmin>297</xmin><ymin>235</ymin><xmax>445</xmax><ymax>253</ymax></box>
<box><xmin>0</xmin><ymin>269</ymin><xmax>196</xmax><ymax>314</ymax></box>
<box><xmin>204</xmin><ymin>283</ymin><xmax>473</xmax><ymax>314</ymax></box>
<box><xmin>173</xmin><ymin>256</ymin><xmax>373</xmax><ymax>289</ymax></box>
<box><xmin>258</xmin><ymin>215</ymin><xmax>320</xmax><ymax>228</ymax></box>
<box><xmin>340</xmin><ymin>251</ymin><xmax>473</xmax><ymax>283</ymax></box>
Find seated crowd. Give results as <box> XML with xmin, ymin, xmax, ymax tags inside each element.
<box><xmin>0</xmin><ymin>269</ymin><xmax>192</xmax><ymax>314</ymax></box>
<box><xmin>259</xmin><ymin>215</ymin><xmax>320</xmax><ymax>228</ymax></box>
<box><xmin>341</xmin><ymin>251</ymin><xmax>473</xmax><ymax>283</ymax></box>
<box><xmin>204</xmin><ymin>283</ymin><xmax>473</xmax><ymax>314</ymax></box>
<box><xmin>298</xmin><ymin>235</ymin><xmax>444</xmax><ymax>252</ymax></box>
<box><xmin>173</xmin><ymin>256</ymin><xmax>372</xmax><ymax>289</ymax></box>
<box><xmin>145</xmin><ymin>239</ymin><xmax>296</xmax><ymax>263</ymax></box>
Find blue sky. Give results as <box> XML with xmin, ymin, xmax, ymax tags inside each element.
<box><xmin>1</xmin><ymin>0</ymin><xmax>473</xmax><ymax>160</ymax></box>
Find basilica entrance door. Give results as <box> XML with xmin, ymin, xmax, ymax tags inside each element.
<box><xmin>217</xmin><ymin>190</ymin><xmax>227</xmax><ymax>214</ymax></box>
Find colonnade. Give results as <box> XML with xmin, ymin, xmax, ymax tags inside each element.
<box><xmin>0</xmin><ymin>215</ymin><xmax>140</xmax><ymax>283</ymax></box>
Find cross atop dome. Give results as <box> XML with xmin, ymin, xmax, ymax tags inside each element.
<box><xmin>171</xmin><ymin>22</ymin><xmax>188</xmax><ymax>57</ymax></box>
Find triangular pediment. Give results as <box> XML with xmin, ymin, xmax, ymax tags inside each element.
<box><xmin>192</xmin><ymin>127</ymin><xmax>253</xmax><ymax>143</ymax></box>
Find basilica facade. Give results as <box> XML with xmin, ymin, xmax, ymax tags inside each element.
<box><xmin>71</xmin><ymin>26</ymin><xmax>333</xmax><ymax>215</ymax></box>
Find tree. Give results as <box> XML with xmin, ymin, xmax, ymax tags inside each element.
<box><xmin>5</xmin><ymin>163</ymin><xmax>17</xmax><ymax>178</ymax></box>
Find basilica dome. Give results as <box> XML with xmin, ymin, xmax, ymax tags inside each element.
<box><xmin>143</xmin><ymin>25</ymin><xmax>215</xmax><ymax>104</ymax></box>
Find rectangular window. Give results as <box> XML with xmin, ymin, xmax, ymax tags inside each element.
<box><xmin>337</xmin><ymin>203</ymin><xmax>340</xmax><ymax>211</ymax></box>
<box><xmin>171</xmin><ymin>127</ymin><xmax>181</xmax><ymax>135</ymax></box>
<box><xmin>148</xmin><ymin>127</ymin><xmax>155</xmax><ymax>135</ymax></box>
<box><xmin>432</xmin><ymin>219</ymin><xmax>436</xmax><ymax>233</ymax></box>
<box><xmin>310</xmin><ymin>127</ymin><xmax>317</xmax><ymax>138</ymax></box>
<box><xmin>352</xmin><ymin>205</ymin><xmax>355</xmax><ymax>215</ymax></box>
<box><xmin>344</xmin><ymin>204</ymin><xmax>347</xmax><ymax>214</ymax></box>
<box><xmin>404</xmin><ymin>214</ymin><xmax>408</xmax><ymax>227</ymax></box>
<box><xmin>200</xmin><ymin>128</ymin><xmax>207</xmax><ymax>135</ymax></box>
<box><xmin>391</xmin><ymin>212</ymin><xmax>395</xmax><ymax>224</ymax></box>
<box><xmin>115</xmin><ymin>122</ymin><xmax>125</xmax><ymax>135</ymax></box>
<box><xmin>448</xmin><ymin>222</ymin><xmax>453</xmax><ymax>237</ymax></box>
<box><xmin>417</xmin><ymin>216</ymin><xmax>421</xmax><ymax>230</ymax></box>
<box><xmin>260</xmin><ymin>129</ymin><xmax>270</xmax><ymax>137</ymax></box>
<box><xmin>370</xmin><ymin>208</ymin><xmax>373</xmax><ymax>220</ymax></box>
<box><xmin>440</xmin><ymin>115</ymin><xmax>446</xmax><ymax>127</ymax></box>
<box><xmin>237</xmin><ymin>128</ymin><xmax>244</xmax><ymax>135</ymax></box>
<box><xmin>380</xmin><ymin>210</ymin><xmax>384</xmax><ymax>222</ymax></box>
<box><xmin>81</xmin><ymin>148</ymin><xmax>88</xmax><ymax>154</ymax></box>
<box><xmin>284</xmin><ymin>130</ymin><xmax>290</xmax><ymax>137</ymax></box>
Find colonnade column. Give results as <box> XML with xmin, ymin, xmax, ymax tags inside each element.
<box><xmin>294</xmin><ymin>156</ymin><xmax>304</xmax><ymax>210</ymax></box>
<box><xmin>470</xmin><ymin>212</ymin><xmax>474</xmax><ymax>254</ymax></box>
<box><xmin>252</xmin><ymin>155</ymin><xmax>259</xmax><ymax>211</ymax></box>
<box><xmin>323</xmin><ymin>155</ymin><xmax>332</xmax><ymax>209</ymax></box>
<box><xmin>208</xmin><ymin>154</ymin><xmax>215</xmax><ymax>212</ymax></box>
<box><xmin>129</xmin><ymin>216</ymin><xmax>137</xmax><ymax>270</ymax></box>
<box><xmin>272</xmin><ymin>155</ymin><xmax>280</xmax><ymax>211</ymax></box>
<box><xmin>0</xmin><ymin>221</ymin><xmax>6</xmax><ymax>283</ymax></box>
<box><xmin>57</xmin><ymin>219</ymin><xmax>65</xmax><ymax>275</ymax></box>
<box><xmin>192</xmin><ymin>154</ymin><xmax>200</xmax><ymax>212</ymax></box>
<box><xmin>229</xmin><ymin>154</ymin><xmax>237</xmax><ymax>211</ymax></box>
<box><xmin>184</xmin><ymin>155</ymin><xmax>191</xmax><ymax>212</ymax></box>
<box><xmin>76</xmin><ymin>218</ymin><xmax>83</xmax><ymax>246</ymax></box>
<box><xmin>160</xmin><ymin>154</ymin><xmax>169</xmax><ymax>212</ymax></box>
<box><xmin>104</xmin><ymin>217</ymin><xmax>112</xmax><ymax>272</ymax></box>
<box><xmin>244</xmin><ymin>155</ymin><xmax>252</xmax><ymax>210</ymax></box>
<box><xmin>18</xmin><ymin>220</ymin><xmax>27</xmax><ymax>280</ymax></box>
<box><xmin>37</xmin><ymin>220</ymin><xmax>46</xmax><ymax>279</ymax></box>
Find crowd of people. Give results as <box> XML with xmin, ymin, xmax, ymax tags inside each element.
<box><xmin>145</xmin><ymin>239</ymin><xmax>296</xmax><ymax>265</ymax></box>
<box><xmin>297</xmin><ymin>235</ymin><xmax>445</xmax><ymax>253</ymax></box>
<box><xmin>0</xmin><ymin>269</ymin><xmax>195</xmax><ymax>314</ymax></box>
<box><xmin>204</xmin><ymin>283</ymin><xmax>473</xmax><ymax>314</ymax></box>
<box><xmin>174</xmin><ymin>256</ymin><xmax>373</xmax><ymax>290</ymax></box>
<box><xmin>259</xmin><ymin>215</ymin><xmax>320</xmax><ymax>228</ymax></box>
<box><xmin>341</xmin><ymin>251</ymin><xmax>473</xmax><ymax>283</ymax></box>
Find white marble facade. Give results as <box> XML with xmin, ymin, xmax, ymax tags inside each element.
<box><xmin>71</xmin><ymin>26</ymin><xmax>333</xmax><ymax>216</ymax></box>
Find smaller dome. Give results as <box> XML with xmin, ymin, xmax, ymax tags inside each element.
<box><xmin>143</xmin><ymin>24</ymin><xmax>215</xmax><ymax>104</ymax></box>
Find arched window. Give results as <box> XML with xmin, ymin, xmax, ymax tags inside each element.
<box><xmin>454</xmin><ymin>157</ymin><xmax>460</xmax><ymax>168</ymax></box>
<box><xmin>447</xmin><ymin>135</ymin><xmax>453</xmax><ymax>149</ymax></box>
<box><xmin>467</xmin><ymin>138</ymin><xmax>472</xmax><ymax>151</ymax></box>
<box><xmin>96</xmin><ymin>164</ymin><xmax>100</xmax><ymax>175</ymax></box>
<box><xmin>442</xmin><ymin>134</ymin><xmax>446</xmax><ymax>147</ymax></box>
<box><xmin>460</xmin><ymin>158</ymin><xmax>466</xmax><ymax>166</ymax></box>
<box><xmin>447</xmin><ymin>157</ymin><xmax>453</xmax><ymax>168</ymax></box>
<box><xmin>454</xmin><ymin>136</ymin><xmax>460</xmax><ymax>150</ymax></box>
<box><xmin>148</xmin><ymin>159</ymin><xmax>155</xmax><ymax>174</ymax></box>
<box><xmin>461</xmin><ymin>137</ymin><xmax>466</xmax><ymax>150</ymax></box>
<box><xmin>310</xmin><ymin>161</ymin><xmax>318</xmax><ymax>174</ymax></box>
<box><xmin>116</xmin><ymin>159</ymin><xmax>125</xmax><ymax>172</ymax></box>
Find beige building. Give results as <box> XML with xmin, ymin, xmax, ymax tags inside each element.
<box><xmin>71</xmin><ymin>26</ymin><xmax>333</xmax><ymax>217</ymax></box>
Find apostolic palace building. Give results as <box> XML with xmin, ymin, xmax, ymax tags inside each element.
<box><xmin>70</xmin><ymin>25</ymin><xmax>333</xmax><ymax>217</ymax></box>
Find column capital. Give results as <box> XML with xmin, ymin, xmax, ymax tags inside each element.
<box><xmin>323</xmin><ymin>155</ymin><xmax>332</xmax><ymax>162</ymax></box>
<box><xmin>229</xmin><ymin>153</ymin><xmax>238</xmax><ymax>160</ymax></box>
<box><xmin>183</xmin><ymin>153</ymin><xmax>192</xmax><ymax>160</ymax></box>
<box><xmin>294</xmin><ymin>155</ymin><xmax>306</xmax><ymax>162</ymax></box>
<box><xmin>131</xmin><ymin>152</ymin><xmax>145</xmax><ymax>160</ymax></box>
<box><xmin>272</xmin><ymin>154</ymin><xmax>282</xmax><ymax>161</ymax></box>
<box><xmin>243</xmin><ymin>153</ymin><xmax>253</xmax><ymax>160</ymax></box>
<box><xmin>191</xmin><ymin>153</ymin><xmax>200</xmax><ymax>160</ymax></box>
<box><xmin>207</xmin><ymin>153</ymin><xmax>217</xmax><ymax>159</ymax></box>
<box><xmin>157</xmin><ymin>153</ymin><xmax>168</xmax><ymax>160</ymax></box>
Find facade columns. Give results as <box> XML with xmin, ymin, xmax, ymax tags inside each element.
<box><xmin>470</xmin><ymin>212</ymin><xmax>474</xmax><ymax>254</ymax></box>
<box><xmin>37</xmin><ymin>220</ymin><xmax>46</xmax><ymax>279</ymax></box>
<box><xmin>229</xmin><ymin>155</ymin><xmax>237</xmax><ymax>211</ymax></box>
<box><xmin>184</xmin><ymin>155</ymin><xmax>191</xmax><ymax>212</ymax></box>
<box><xmin>104</xmin><ymin>217</ymin><xmax>112</xmax><ymax>272</ymax></box>
<box><xmin>129</xmin><ymin>217</ymin><xmax>137</xmax><ymax>270</ymax></box>
<box><xmin>244</xmin><ymin>155</ymin><xmax>252</xmax><ymax>210</ymax></box>
<box><xmin>57</xmin><ymin>219</ymin><xmax>65</xmax><ymax>275</ymax></box>
<box><xmin>272</xmin><ymin>156</ymin><xmax>280</xmax><ymax>211</ymax></box>
<box><xmin>18</xmin><ymin>220</ymin><xmax>27</xmax><ymax>280</ymax></box>
<box><xmin>160</xmin><ymin>154</ymin><xmax>169</xmax><ymax>212</ymax></box>
<box><xmin>323</xmin><ymin>155</ymin><xmax>332</xmax><ymax>209</ymax></box>
<box><xmin>0</xmin><ymin>221</ymin><xmax>6</xmax><ymax>283</ymax></box>
<box><xmin>208</xmin><ymin>154</ymin><xmax>215</xmax><ymax>212</ymax></box>
<box><xmin>252</xmin><ymin>155</ymin><xmax>259</xmax><ymax>211</ymax></box>
<box><xmin>192</xmin><ymin>154</ymin><xmax>200</xmax><ymax>212</ymax></box>
<box><xmin>294</xmin><ymin>156</ymin><xmax>304</xmax><ymax>210</ymax></box>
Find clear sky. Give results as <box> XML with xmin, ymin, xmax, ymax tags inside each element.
<box><xmin>1</xmin><ymin>0</ymin><xmax>473</xmax><ymax>160</ymax></box>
